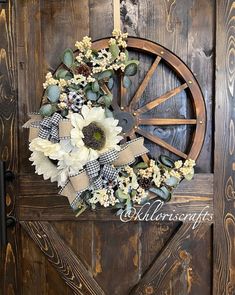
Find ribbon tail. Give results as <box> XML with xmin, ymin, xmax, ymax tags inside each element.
<box><xmin>113</xmin><ymin>137</ymin><xmax>149</xmax><ymax>167</ymax></box>
<box><xmin>23</xmin><ymin>114</ymin><xmax>42</xmax><ymax>128</ymax></box>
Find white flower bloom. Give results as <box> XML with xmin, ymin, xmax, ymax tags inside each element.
<box><xmin>29</xmin><ymin>138</ymin><xmax>64</xmax><ymax>159</ymax></box>
<box><xmin>29</xmin><ymin>151</ymin><xmax>63</xmax><ymax>183</ymax></box>
<box><xmin>70</xmin><ymin>105</ymin><xmax>122</xmax><ymax>164</ymax></box>
<box><xmin>29</xmin><ymin>138</ymin><xmax>85</xmax><ymax>185</ymax></box>
<box><xmin>29</xmin><ymin>140</ymin><xmax>69</xmax><ymax>186</ymax></box>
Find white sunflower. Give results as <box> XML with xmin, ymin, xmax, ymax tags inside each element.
<box><xmin>70</xmin><ymin>105</ymin><xmax>122</xmax><ymax>163</ymax></box>
<box><xmin>29</xmin><ymin>138</ymin><xmax>69</xmax><ymax>186</ymax></box>
<box><xmin>29</xmin><ymin>138</ymin><xmax>88</xmax><ymax>185</ymax></box>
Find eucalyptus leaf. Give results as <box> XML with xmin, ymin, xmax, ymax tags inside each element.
<box><xmin>124</xmin><ymin>60</ymin><xmax>139</xmax><ymax>76</ymax></box>
<box><xmin>159</xmin><ymin>155</ymin><xmax>175</xmax><ymax>168</ymax></box>
<box><xmin>86</xmin><ymin>89</ymin><xmax>98</xmax><ymax>101</ymax></box>
<box><xmin>165</xmin><ymin>176</ymin><xmax>179</xmax><ymax>187</ymax></box>
<box><xmin>105</xmin><ymin>107</ymin><xmax>114</xmax><ymax>118</ymax></box>
<box><xmin>56</xmin><ymin>69</ymin><xmax>69</xmax><ymax>79</ymax></box>
<box><xmin>119</xmin><ymin>170</ymin><xmax>129</xmax><ymax>178</ymax></box>
<box><xmin>116</xmin><ymin>189</ymin><xmax>129</xmax><ymax>200</ymax></box>
<box><xmin>62</xmin><ymin>48</ymin><xmax>74</xmax><ymax>68</ymax></box>
<box><xmin>64</xmin><ymin>72</ymin><xmax>73</xmax><ymax>81</ymax></box>
<box><xmin>97</xmin><ymin>69</ymin><xmax>113</xmax><ymax>80</ymax></box>
<box><xmin>149</xmin><ymin>186</ymin><xmax>171</xmax><ymax>202</ymax></box>
<box><xmin>124</xmin><ymin>50</ymin><xmax>129</xmax><ymax>62</ymax></box>
<box><xmin>134</xmin><ymin>162</ymin><xmax>148</xmax><ymax>169</ymax></box>
<box><xmin>103</xmin><ymin>95</ymin><xmax>113</xmax><ymax>107</ymax></box>
<box><xmin>123</xmin><ymin>75</ymin><xmax>132</xmax><ymax>88</ymax></box>
<box><xmin>125</xmin><ymin>198</ymin><xmax>132</xmax><ymax>211</ymax></box>
<box><xmin>109</xmin><ymin>43</ymin><xmax>120</xmax><ymax>59</ymax></box>
<box><xmin>39</xmin><ymin>104</ymin><xmax>57</xmax><ymax>117</ymax></box>
<box><xmin>108</xmin><ymin>77</ymin><xmax>114</xmax><ymax>90</ymax></box>
<box><xmin>92</xmin><ymin>80</ymin><xmax>100</xmax><ymax>92</ymax></box>
<box><xmin>46</xmin><ymin>85</ymin><xmax>61</xmax><ymax>102</ymax></box>
<box><xmin>131</xmin><ymin>190</ymin><xmax>137</xmax><ymax>197</ymax></box>
<box><xmin>61</xmin><ymin>109</ymin><xmax>69</xmax><ymax>117</ymax></box>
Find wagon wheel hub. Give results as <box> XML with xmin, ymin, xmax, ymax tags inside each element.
<box><xmin>113</xmin><ymin>110</ymin><xmax>136</xmax><ymax>134</ymax></box>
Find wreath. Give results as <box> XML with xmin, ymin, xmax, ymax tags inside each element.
<box><xmin>23</xmin><ymin>30</ymin><xmax>195</xmax><ymax>217</ymax></box>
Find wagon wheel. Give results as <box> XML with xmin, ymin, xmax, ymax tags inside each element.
<box><xmin>94</xmin><ymin>37</ymin><xmax>206</xmax><ymax>162</ymax></box>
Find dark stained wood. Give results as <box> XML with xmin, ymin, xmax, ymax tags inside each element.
<box><xmin>140</xmin><ymin>222</ymin><xmax>180</xmax><ymax>276</ymax></box>
<box><xmin>21</xmin><ymin>228</ymin><xmax>47</xmax><ymax>295</ymax></box>
<box><xmin>18</xmin><ymin>174</ymin><xmax>213</xmax><ymax>221</ymax></box>
<box><xmin>187</xmin><ymin>0</ymin><xmax>214</xmax><ymax>172</ymax></box>
<box><xmin>0</xmin><ymin>0</ymin><xmax>219</xmax><ymax>294</ymax></box>
<box><xmin>92</xmin><ymin>222</ymin><xmax>140</xmax><ymax>295</ymax></box>
<box><xmin>130</xmin><ymin>223</ymin><xmax>212</xmax><ymax>295</ymax></box>
<box><xmin>213</xmin><ymin>0</ymin><xmax>235</xmax><ymax>294</ymax></box>
<box><xmin>21</xmin><ymin>221</ymin><xmax>105</xmax><ymax>295</ymax></box>
<box><xmin>0</xmin><ymin>1</ymin><xmax>20</xmax><ymax>294</ymax></box>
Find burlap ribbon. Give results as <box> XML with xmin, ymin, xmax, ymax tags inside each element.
<box><xmin>23</xmin><ymin>113</ymin><xmax>73</xmax><ymax>141</ymax></box>
<box><xmin>24</xmin><ymin>114</ymin><xmax>149</xmax><ymax>210</ymax></box>
<box><xmin>59</xmin><ymin>137</ymin><xmax>148</xmax><ymax>209</ymax></box>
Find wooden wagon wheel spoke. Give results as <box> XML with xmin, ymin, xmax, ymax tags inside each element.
<box><xmin>136</xmin><ymin>127</ymin><xmax>188</xmax><ymax>159</ymax></box>
<box><xmin>92</xmin><ymin>37</ymin><xmax>206</xmax><ymax>161</ymax></box>
<box><xmin>119</xmin><ymin>73</ymin><xmax>128</xmax><ymax>108</ymax></box>
<box><xmin>136</xmin><ymin>83</ymin><xmax>188</xmax><ymax>115</ymax></box>
<box><xmin>139</xmin><ymin>118</ymin><xmax>197</xmax><ymax>125</ymax></box>
<box><xmin>129</xmin><ymin>56</ymin><xmax>162</xmax><ymax>109</ymax></box>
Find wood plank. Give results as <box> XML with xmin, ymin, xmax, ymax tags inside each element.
<box><xmin>140</xmin><ymin>222</ymin><xmax>179</xmax><ymax>275</ymax></box>
<box><xmin>20</xmin><ymin>221</ymin><xmax>105</xmax><ymax>295</ymax></box>
<box><xmin>0</xmin><ymin>0</ymin><xmax>19</xmax><ymax>294</ymax></box>
<box><xmin>89</xmin><ymin>0</ymin><xmax>113</xmax><ymax>39</ymax></box>
<box><xmin>21</xmin><ymin>228</ymin><xmax>47</xmax><ymax>295</ymax></box>
<box><xmin>92</xmin><ymin>222</ymin><xmax>140</xmax><ymax>294</ymax></box>
<box><xmin>130</xmin><ymin>223</ymin><xmax>211</xmax><ymax>294</ymax></box>
<box><xmin>213</xmin><ymin>0</ymin><xmax>235</xmax><ymax>294</ymax></box>
<box><xmin>187</xmin><ymin>0</ymin><xmax>214</xmax><ymax>172</ymax></box>
<box><xmin>18</xmin><ymin>174</ymin><xmax>213</xmax><ymax>221</ymax></box>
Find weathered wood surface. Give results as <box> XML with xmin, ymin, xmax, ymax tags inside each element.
<box><xmin>18</xmin><ymin>174</ymin><xmax>213</xmax><ymax>221</ymax></box>
<box><xmin>0</xmin><ymin>0</ymin><xmax>218</xmax><ymax>294</ymax></box>
<box><xmin>131</xmin><ymin>223</ymin><xmax>212</xmax><ymax>295</ymax></box>
<box><xmin>21</xmin><ymin>221</ymin><xmax>105</xmax><ymax>295</ymax></box>
<box><xmin>213</xmin><ymin>1</ymin><xmax>235</xmax><ymax>294</ymax></box>
<box><xmin>0</xmin><ymin>1</ymin><xmax>20</xmax><ymax>294</ymax></box>
<box><xmin>130</xmin><ymin>224</ymin><xmax>209</xmax><ymax>295</ymax></box>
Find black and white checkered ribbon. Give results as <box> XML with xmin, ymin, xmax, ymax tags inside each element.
<box><xmin>85</xmin><ymin>149</ymin><xmax>119</xmax><ymax>190</ymax></box>
<box><xmin>35</xmin><ymin>113</ymin><xmax>62</xmax><ymax>143</ymax></box>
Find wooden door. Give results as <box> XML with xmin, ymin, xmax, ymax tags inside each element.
<box><xmin>0</xmin><ymin>0</ymin><xmax>233</xmax><ymax>294</ymax></box>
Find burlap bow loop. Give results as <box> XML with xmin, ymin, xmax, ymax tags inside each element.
<box><xmin>38</xmin><ymin>113</ymin><xmax>62</xmax><ymax>143</ymax></box>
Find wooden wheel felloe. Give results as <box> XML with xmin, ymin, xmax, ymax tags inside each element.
<box><xmin>93</xmin><ymin>37</ymin><xmax>206</xmax><ymax>161</ymax></box>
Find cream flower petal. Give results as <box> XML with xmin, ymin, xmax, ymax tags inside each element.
<box><xmin>30</xmin><ymin>151</ymin><xmax>68</xmax><ymax>186</ymax></box>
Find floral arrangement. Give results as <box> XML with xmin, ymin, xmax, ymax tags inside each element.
<box><xmin>24</xmin><ymin>30</ymin><xmax>195</xmax><ymax>217</ymax></box>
